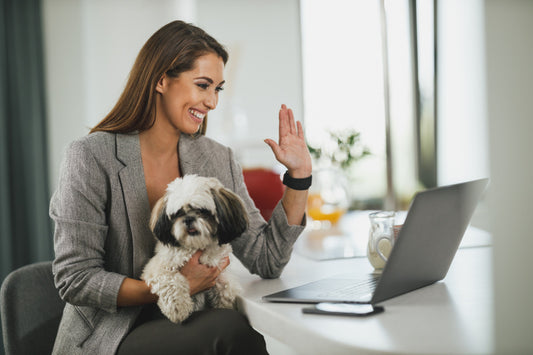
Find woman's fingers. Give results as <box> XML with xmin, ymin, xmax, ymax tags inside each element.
<box><xmin>287</xmin><ymin>106</ymin><xmax>296</xmax><ymax>136</ymax></box>
<box><xmin>297</xmin><ymin>120</ymin><xmax>304</xmax><ymax>139</ymax></box>
<box><xmin>190</xmin><ymin>250</ymin><xmax>202</xmax><ymax>263</ymax></box>
<box><xmin>279</xmin><ymin>104</ymin><xmax>289</xmax><ymax>138</ymax></box>
<box><xmin>279</xmin><ymin>104</ymin><xmax>296</xmax><ymax>137</ymax></box>
<box><xmin>179</xmin><ymin>250</ymin><xmax>232</xmax><ymax>294</ymax></box>
<box><xmin>264</xmin><ymin>138</ymin><xmax>282</xmax><ymax>159</ymax></box>
<box><xmin>218</xmin><ymin>256</ymin><xmax>230</xmax><ymax>270</ymax></box>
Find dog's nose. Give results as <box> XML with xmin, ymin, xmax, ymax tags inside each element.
<box><xmin>184</xmin><ymin>216</ymin><xmax>195</xmax><ymax>226</ymax></box>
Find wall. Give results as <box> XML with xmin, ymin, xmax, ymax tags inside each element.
<box><xmin>42</xmin><ymin>0</ymin><xmax>87</xmax><ymax>192</ymax></box>
<box><xmin>485</xmin><ymin>1</ymin><xmax>533</xmax><ymax>353</ymax></box>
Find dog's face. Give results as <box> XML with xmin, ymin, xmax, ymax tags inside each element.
<box><xmin>150</xmin><ymin>175</ymin><xmax>248</xmax><ymax>249</ymax></box>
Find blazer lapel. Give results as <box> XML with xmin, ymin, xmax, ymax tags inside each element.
<box><xmin>115</xmin><ymin>133</ymin><xmax>154</xmax><ymax>278</ymax></box>
<box><xmin>179</xmin><ymin>134</ymin><xmax>210</xmax><ymax>176</ymax></box>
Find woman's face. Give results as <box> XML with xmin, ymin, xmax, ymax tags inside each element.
<box><xmin>155</xmin><ymin>52</ymin><xmax>225</xmax><ymax>135</ymax></box>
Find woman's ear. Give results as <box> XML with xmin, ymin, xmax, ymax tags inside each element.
<box><xmin>155</xmin><ymin>74</ymin><xmax>167</xmax><ymax>94</ymax></box>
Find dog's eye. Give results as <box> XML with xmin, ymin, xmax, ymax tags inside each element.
<box><xmin>199</xmin><ymin>208</ymin><xmax>213</xmax><ymax>218</ymax></box>
<box><xmin>171</xmin><ymin>208</ymin><xmax>186</xmax><ymax>219</ymax></box>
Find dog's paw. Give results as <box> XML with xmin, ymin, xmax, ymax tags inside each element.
<box><xmin>151</xmin><ymin>274</ymin><xmax>196</xmax><ymax>323</ymax></box>
<box><xmin>161</xmin><ymin>300</ymin><xmax>194</xmax><ymax>323</ymax></box>
<box><xmin>158</xmin><ymin>291</ymin><xmax>195</xmax><ymax>323</ymax></box>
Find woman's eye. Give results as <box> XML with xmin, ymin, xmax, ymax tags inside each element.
<box><xmin>196</xmin><ymin>83</ymin><xmax>224</xmax><ymax>93</ymax></box>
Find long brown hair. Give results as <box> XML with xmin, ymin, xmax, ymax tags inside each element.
<box><xmin>90</xmin><ymin>20</ymin><xmax>228</xmax><ymax>135</ymax></box>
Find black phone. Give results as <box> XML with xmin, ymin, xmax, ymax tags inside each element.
<box><xmin>302</xmin><ymin>303</ymin><xmax>384</xmax><ymax>317</ymax></box>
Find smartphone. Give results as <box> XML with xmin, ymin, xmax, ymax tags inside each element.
<box><xmin>302</xmin><ymin>303</ymin><xmax>384</xmax><ymax>317</ymax></box>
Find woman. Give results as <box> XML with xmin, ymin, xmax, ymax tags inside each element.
<box><xmin>50</xmin><ymin>20</ymin><xmax>312</xmax><ymax>354</ymax></box>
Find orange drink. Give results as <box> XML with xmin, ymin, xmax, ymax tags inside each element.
<box><xmin>307</xmin><ymin>193</ymin><xmax>346</xmax><ymax>225</ymax></box>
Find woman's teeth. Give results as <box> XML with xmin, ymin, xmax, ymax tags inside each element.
<box><xmin>188</xmin><ymin>109</ymin><xmax>205</xmax><ymax>120</ymax></box>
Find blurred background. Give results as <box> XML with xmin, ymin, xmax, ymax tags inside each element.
<box><xmin>1</xmin><ymin>0</ymin><xmax>531</xmax><ymax>353</ymax></box>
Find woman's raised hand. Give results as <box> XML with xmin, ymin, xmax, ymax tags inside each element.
<box><xmin>264</xmin><ymin>104</ymin><xmax>312</xmax><ymax>178</ymax></box>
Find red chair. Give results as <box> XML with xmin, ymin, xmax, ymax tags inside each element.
<box><xmin>242</xmin><ymin>168</ymin><xmax>285</xmax><ymax>221</ymax></box>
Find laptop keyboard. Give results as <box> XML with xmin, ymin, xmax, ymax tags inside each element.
<box><xmin>317</xmin><ymin>276</ymin><xmax>380</xmax><ymax>299</ymax></box>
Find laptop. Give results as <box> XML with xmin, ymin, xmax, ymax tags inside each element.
<box><xmin>263</xmin><ymin>178</ymin><xmax>489</xmax><ymax>305</ymax></box>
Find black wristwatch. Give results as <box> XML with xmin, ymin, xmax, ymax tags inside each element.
<box><xmin>282</xmin><ymin>171</ymin><xmax>312</xmax><ymax>190</ymax></box>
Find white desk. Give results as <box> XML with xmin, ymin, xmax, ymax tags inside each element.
<box><xmin>231</xmin><ymin>224</ymin><xmax>493</xmax><ymax>355</ymax></box>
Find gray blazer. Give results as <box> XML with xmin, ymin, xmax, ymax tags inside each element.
<box><xmin>49</xmin><ymin>132</ymin><xmax>305</xmax><ymax>354</ymax></box>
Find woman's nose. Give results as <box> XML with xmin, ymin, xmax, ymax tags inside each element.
<box><xmin>204</xmin><ymin>91</ymin><xmax>217</xmax><ymax>110</ymax></box>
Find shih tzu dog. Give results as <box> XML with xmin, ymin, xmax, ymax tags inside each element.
<box><xmin>141</xmin><ymin>174</ymin><xmax>248</xmax><ymax>323</ymax></box>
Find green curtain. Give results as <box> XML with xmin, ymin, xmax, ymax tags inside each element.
<box><xmin>0</xmin><ymin>0</ymin><xmax>53</xmax><ymax>283</ymax></box>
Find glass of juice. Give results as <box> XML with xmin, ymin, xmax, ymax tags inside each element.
<box><xmin>307</xmin><ymin>169</ymin><xmax>349</xmax><ymax>227</ymax></box>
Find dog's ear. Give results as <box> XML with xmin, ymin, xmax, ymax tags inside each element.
<box><xmin>150</xmin><ymin>197</ymin><xmax>167</xmax><ymax>231</ymax></box>
<box><xmin>150</xmin><ymin>197</ymin><xmax>180</xmax><ymax>247</ymax></box>
<box><xmin>212</xmin><ymin>188</ymin><xmax>249</xmax><ymax>245</ymax></box>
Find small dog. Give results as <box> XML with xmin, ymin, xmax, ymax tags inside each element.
<box><xmin>141</xmin><ymin>174</ymin><xmax>248</xmax><ymax>323</ymax></box>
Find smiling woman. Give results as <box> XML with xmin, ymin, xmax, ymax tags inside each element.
<box><xmin>48</xmin><ymin>19</ymin><xmax>311</xmax><ymax>355</ymax></box>
<box><xmin>153</xmin><ymin>53</ymin><xmax>225</xmax><ymax>136</ymax></box>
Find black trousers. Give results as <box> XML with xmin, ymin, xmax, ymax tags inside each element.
<box><xmin>117</xmin><ymin>304</ymin><xmax>269</xmax><ymax>355</ymax></box>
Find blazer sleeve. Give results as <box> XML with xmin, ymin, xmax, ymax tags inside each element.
<box><xmin>226</xmin><ymin>149</ymin><xmax>306</xmax><ymax>279</ymax></box>
<box><xmin>50</xmin><ymin>139</ymin><xmax>126</xmax><ymax>314</ymax></box>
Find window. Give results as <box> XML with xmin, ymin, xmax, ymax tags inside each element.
<box><xmin>300</xmin><ymin>0</ymin><xmax>422</xmax><ymax>210</ymax></box>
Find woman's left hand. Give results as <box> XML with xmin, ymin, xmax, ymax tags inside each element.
<box><xmin>264</xmin><ymin>104</ymin><xmax>312</xmax><ymax>178</ymax></box>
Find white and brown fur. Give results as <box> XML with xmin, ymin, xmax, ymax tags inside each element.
<box><xmin>141</xmin><ymin>174</ymin><xmax>248</xmax><ymax>323</ymax></box>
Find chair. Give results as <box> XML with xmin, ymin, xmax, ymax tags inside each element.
<box><xmin>242</xmin><ymin>168</ymin><xmax>285</xmax><ymax>221</ymax></box>
<box><xmin>1</xmin><ymin>261</ymin><xmax>65</xmax><ymax>355</ymax></box>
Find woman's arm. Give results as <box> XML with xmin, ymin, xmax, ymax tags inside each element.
<box><xmin>117</xmin><ymin>278</ymin><xmax>158</xmax><ymax>306</ymax></box>
<box><xmin>264</xmin><ymin>104</ymin><xmax>313</xmax><ymax>226</ymax></box>
<box><xmin>228</xmin><ymin>104</ymin><xmax>312</xmax><ymax>278</ymax></box>
<box><xmin>280</xmin><ymin>186</ymin><xmax>309</xmax><ymax>226</ymax></box>
<box><xmin>51</xmin><ymin>138</ymin><xmax>126</xmax><ymax>313</ymax></box>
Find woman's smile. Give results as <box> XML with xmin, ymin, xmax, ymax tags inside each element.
<box><xmin>188</xmin><ymin>108</ymin><xmax>206</xmax><ymax>124</ymax></box>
